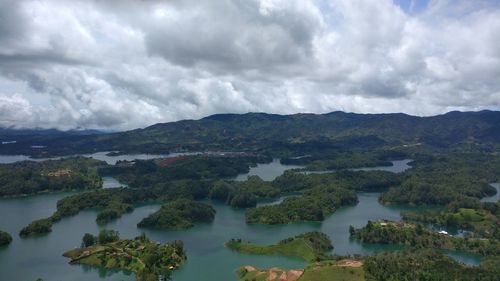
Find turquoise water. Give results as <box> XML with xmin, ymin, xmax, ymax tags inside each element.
<box><xmin>234</xmin><ymin>159</ymin><xmax>304</xmax><ymax>181</ymax></box>
<box><xmin>481</xmin><ymin>183</ymin><xmax>500</xmax><ymax>203</ymax></box>
<box><xmin>0</xmin><ymin>157</ymin><xmax>484</xmax><ymax>281</ymax></box>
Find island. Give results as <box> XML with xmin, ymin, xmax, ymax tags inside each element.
<box><xmin>379</xmin><ymin>153</ymin><xmax>500</xmax><ymax>205</ymax></box>
<box><xmin>245</xmin><ymin>185</ymin><xmax>358</xmax><ymax>224</ymax></box>
<box><xmin>0</xmin><ymin>157</ymin><xmax>104</xmax><ymax>197</ymax></box>
<box><xmin>0</xmin><ymin>230</ymin><xmax>12</xmax><ymax>246</ymax></box>
<box><xmin>63</xmin><ymin>230</ymin><xmax>186</xmax><ymax>281</ymax></box>
<box><xmin>137</xmin><ymin>199</ymin><xmax>216</xmax><ymax>230</ymax></box>
<box><xmin>226</xmin><ymin>231</ymin><xmax>334</xmax><ymax>262</ymax></box>
<box><xmin>402</xmin><ymin>199</ymin><xmax>499</xmax><ymax>239</ymax></box>
<box><xmin>350</xmin><ymin>220</ymin><xmax>500</xmax><ymax>256</ymax></box>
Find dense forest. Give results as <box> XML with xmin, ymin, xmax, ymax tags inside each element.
<box><xmin>364</xmin><ymin>249</ymin><xmax>500</xmax><ymax>281</ymax></box>
<box><xmin>0</xmin><ymin>230</ymin><xmax>12</xmax><ymax>246</ymax></box>
<box><xmin>402</xmin><ymin>199</ymin><xmax>500</xmax><ymax>239</ymax></box>
<box><xmin>272</xmin><ymin>169</ymin><xmax>403</xmax><ymax>193</ymax></box>
<box><xmin>351</xmin><ymin>220</ymin><xmax>500</xmax><ymax>256</ymax></box>
<box><xmin>137</xmin><ymin>199</ymin><xmax>216</xmax><ymax>230</ymax></box>
<box><xmin>246</xmin><ymin>185</ymin><xmax>358</xmax><ymax>224</ymax></box>
<box><xmin>114</xmin><ymin>155</ymin><xmax>271</xmax><ymax>187</ymax></box>
<box><xmin>210</xmin><ymin>176</ymin><xmax>279</xmax><ymax>208</ymax></box>
<box><xmin>379</xmin><ymin>153</ymin><xmax>500</xmax><ymax>205</ymax></box>
<box><xmin>2</xmin><ymin>111</ymin><xmax>499</xmax><ymax>157</ymax></box>
<box><xmin>0</xmin><ymin>157</ymin><xmax>104</xmax><ymax>197</ymax></box>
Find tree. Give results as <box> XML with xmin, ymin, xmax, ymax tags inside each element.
<box><xmin>349</xmin><ymin>225</ymin><xmax>356</xmax><ymax>236</ymax></box>
<box><xmin>81</xmin><ymin>233</ymin><xmax>96</xmax><ymax>248</ymax></box>
<box><xmin>98</xmin><ymin>229</ymin><xmax>120</xmax><ymax>244</ymax></box>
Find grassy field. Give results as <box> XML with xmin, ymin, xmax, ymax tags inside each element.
<box><xmin>228</xmin><ymin>238</ymin><xmax>317</xmax><ymax>262</ymax></box>
<box><xmin>226</xmin><ymin>231</ymin><xmax>332</xmax><ymax>263</ymax></box>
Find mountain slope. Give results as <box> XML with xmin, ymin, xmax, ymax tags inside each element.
<box><xmin>1</xmin><ymin>110</ymin><xmax>499</xmax><ymax>157</ymax></box>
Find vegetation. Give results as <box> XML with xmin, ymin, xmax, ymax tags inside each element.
<box><xmin>5</xmin><ymin>111</ymin><xmax>500</xmax><ymax>158</ymax></box>
<box><xmin>380</xmin><ymin>153</ymin><xmax>500</xmax><ymax>205</ymax></box>
<box><xmin>272</xmin><ymin>170</ymin><xmax>402</xmax><ymax>193</ymax></box>
<box><xmin>19</xmin><ymin>179</ymin><xmax>212</xmax><ymax>234</ymax></box>
<box><xmin>351</xmin><ymin>220</ymin><xmax>500</xmax><ymax>256</ymax></box>
<box><xmin>402</xmin><ymin>199</ymin><xmax>500</xmax><ymax>239</ymax></box>
<box><xmin>0</xmin><ymin>157</ymin><xmax>104</xmax><ymax>197</ymax></box>
<box><xmin>236</xmin><ymin>259</ymin><xmax>365</xmax><ymax>281</ymax></box>
<box><xmin>115</xmin><ymin>155</ymin><xmax>270</xmax><ymax>187</ymax></box>
<box><xmin>364</xmin><ymin>249</ymin><xmax>500</xmax><ymax>281</ymax></box>
<box><xmin>19</xmin><ymin>218</ymin><xmax>53</xmax><ymax>237</ymax></box>
<box><xmin>20</xmin><ymin>175</ymin><xmax>279</xmax><ymax>233</ymax></box>
<box><xmin>210</xmin><ymin>176</ymin><xmax>279</xmax><ymax>208</ymax></box>
<box><xmin>226</xmin><ymin>231</ymin><xmax>333</xmax><ymax>263</ymax></box>
<box><xmin>64</xmin><ymin>231</ymin><xmax>186</xmax><ymax>281</ymax></box>
<box><xmin>281</xmin><ymin>150</ymin><xmax>400</xmax><ymax>171</ymax></box>
<box><xmin>0</xmin><ymin>230</ymin><xmax>12</xmax><ymax>246</ymax></box>
<box><xmin>96</xmin><ymin>200</ymin><xmax>134</xmax><ymax>224</ymax></box>
<box><xmin>137</xmin><ymin>199</ymin><xmax>216</xmax><ymax>230</ymax></box>
<box><xmin>246</xmin><ymin>185</ymin><xmax>357</xmax><ymax>224</ymax></box>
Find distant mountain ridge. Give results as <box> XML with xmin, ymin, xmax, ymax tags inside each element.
<box><xmin>0</xmin><ymin>128</ymin><xmax>105</xmax><ymax>137</ymax></box>
<box><xmin>1</xmin><ymin>110</ymin><xmax>499</xmax><ymax>157</ymax></box>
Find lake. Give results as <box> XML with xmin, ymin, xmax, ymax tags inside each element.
<box><xmin>0</xmin><ymin>156</ymin><xmax>483</xmax><ymax>281</ymax></box>
<box><xmin>0</xmin><ymin>151</ymin><xmax>202</xmax><ymax>165</ymax></box>
<box><xmin>234</xmin><ymin>159</ymin><xmax>304</xmax><ymax>181</ymax></box>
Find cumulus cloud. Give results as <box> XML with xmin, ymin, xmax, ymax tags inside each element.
<box><xmin>0</xmin><ymin>0</ymin><xmax>499</xmax><ymax>130</ymax></box>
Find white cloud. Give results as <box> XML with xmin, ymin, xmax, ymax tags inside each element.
<box><xmin>0</xmin><ymin>0</ymin><xmax>499</xmax><ymax>130</ymax></box>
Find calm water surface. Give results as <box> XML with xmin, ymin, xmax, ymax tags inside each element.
<box><xmin>234</xmin><ymin>159</ymin><xmax>304</xmax><ymax>181</ymax></box>
<box><xmin>0</xmin><ymin>157</ymin><xmax>483</xmax><ymax>281</ymax></box>
<box><xmin>481</xmin><ymin>183</ymin><xmax>500</xmax><ymax>203</ymax></box>
<box><xmin>0</xmin><ymin>152</ymin><xmax>195</xmax><ymax>165</ymax></box>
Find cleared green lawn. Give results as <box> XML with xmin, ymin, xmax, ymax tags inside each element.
<box><xmin>228</xmin><ymin>238</ymin><xmax>317</xmax><ymax>262</ymax></box>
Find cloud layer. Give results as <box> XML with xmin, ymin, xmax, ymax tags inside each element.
<box><xmin>0</xmin><ymin>0</ymin><xmax>499</xmax><ymax>130</ymax></box>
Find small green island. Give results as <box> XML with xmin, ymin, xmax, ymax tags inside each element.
<box><xmin>137</xmin><ymin>199</ymin><xmax>216</xmax><ymax>230</ymax></box>
<box><xmin>0</xmin><ymin>230</ymin><xmax>12</xmax><ymax>246</ymax></box>
<box><xmin>64</xmin><ymin>230</ymin><xmax>186</xmax><ymax>281</ymax></box>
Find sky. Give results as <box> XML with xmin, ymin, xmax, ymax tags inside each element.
<box><xmin>0</xmin><ymin>0</ymin><xmax>499</xmax><ymax>130</ymax></box>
